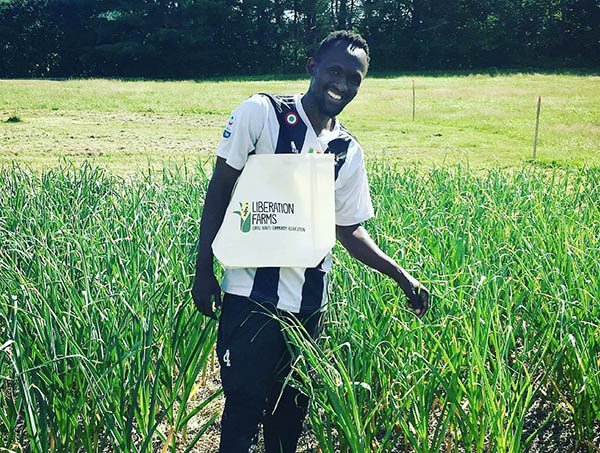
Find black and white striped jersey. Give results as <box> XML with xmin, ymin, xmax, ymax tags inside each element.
<box><xmin>215</xmin><ymin>93</ymin><xmax>373</xmax><ymax>313</ymax></box>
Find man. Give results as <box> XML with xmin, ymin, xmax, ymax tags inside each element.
<box><xmin>192</xmin><ymin>30</ymin><xmax>429</xmax><ymax>453</ymax></box>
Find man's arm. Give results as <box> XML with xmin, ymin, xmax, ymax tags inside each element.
<box><xmin>192</xmin><ymin>157</ymin><xmax>241</xmax><ymax>319</ymax></box>
<box><xmin>336</xmin><ymin>224</ymin><xmax>429</xmax><ymax>317</ymax></box>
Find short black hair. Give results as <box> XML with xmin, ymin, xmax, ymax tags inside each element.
<box><xmin>314</xmin><ymin>30</ymin><xmax>370</xmax><ymax>65</ymax></box>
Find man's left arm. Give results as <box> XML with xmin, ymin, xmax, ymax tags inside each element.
<box><xmin>336</xmin><ymin>224</ymin><xmax>429</xmax><ymax>318</ymax></box>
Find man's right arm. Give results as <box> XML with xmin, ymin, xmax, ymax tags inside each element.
<box><xmin>192</xmin><ymin>156</ymin><xmax>241</xmax><ymax>319</ymax></box>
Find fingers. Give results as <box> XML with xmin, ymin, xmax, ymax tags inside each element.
<box><xmin>192</xmin><ymin>290</ymin><xmax>218</xmax><ymax>320</ymax></box>
<box><xmin>196</xmin><ymin>296</ymin><xmax>217</xmax><ymax>320</ymax></box>
<box><xmin>409</xmin><ymin>286</ymin><xmax>430</xmax><ymax>319</ymax></box>
<box><xmin>191</xmin><ymin>276</ymin><xmax>221</xmax><ymax>320</ymax></box>
<box><xmin>202</xmin><ymin>298</ymin><xmax>218</xmax><ymax>320</ymax></box>
<box><xmin>213</xmin><ymin>290</ymin><xmax>222</xmax><ymax>311</ymax></box>
<box><xmin>417</xmin><ymin>288</ymin><xmax>429</xmax><ymax>317</ymax></box>
<box><xmin>203</xmin><ymin>292</ymin><xmax>221</xmax><ymax>320</ymax></box>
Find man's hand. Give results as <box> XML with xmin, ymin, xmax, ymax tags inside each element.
<box><xmin>191</xmin><ymin>157</ymin><xmax>241</xmax><ymax>320</ymax></box>
<box><xmin>192</xmin><ymin>271</ymin><xmax>222</xmax><ymax>320</ymax></box>
<box><xmin>399</xmin><ymin>272</ymin><xmax>430</xmax><ymax>319</ymax></box>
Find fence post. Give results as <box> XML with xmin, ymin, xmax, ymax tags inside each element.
<box><xmin>412</xmin><ymin>79</ymin><xmax>416</xmax><ymax>121</ymax></box>
<box><xmin>533</xmin><ymin>96</ymin><xmax>541</xmax><ymax>160</ymax></box>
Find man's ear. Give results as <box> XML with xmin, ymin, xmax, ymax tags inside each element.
<box><xmin>306</xmin><ymin>57</ymin><xmax>317</xmax><ymax>76</ymax></box>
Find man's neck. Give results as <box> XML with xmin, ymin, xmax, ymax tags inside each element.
<box><xmin>301</xmin><ymin>94</ymin><xmax>334</xmax><ymax>136</ymax></box>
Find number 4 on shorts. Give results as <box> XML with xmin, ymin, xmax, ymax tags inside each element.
<box><xmin>223</xmin><ymin>349</ymin><xmax>231</xmax><ymax>367</ymax></box>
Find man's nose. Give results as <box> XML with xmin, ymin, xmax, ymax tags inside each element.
<box><xmin>334</xmin><ymin>77</ymin><xmax>349</xmax><ymax>94</ymax></box>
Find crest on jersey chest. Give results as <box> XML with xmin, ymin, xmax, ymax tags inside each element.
<box><xmin>285</xmin><ymin>112</ymin><xmax>299</xmax><ymax>126</ymax></box>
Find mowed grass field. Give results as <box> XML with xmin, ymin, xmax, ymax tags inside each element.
<box><xmin>1</xmin><ymin>74</ymin><xmax>599</xmax><ymax>452</ymax></box>
<box><xmin>0</xmin><ymin>73</ymin><xmax>599</xmax><ymax>171</ymax></box>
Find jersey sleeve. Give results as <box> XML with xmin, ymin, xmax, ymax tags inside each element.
<box><xmin>334</xmin><ymin>143</ymin><xmax>374</xmax><ymax>226</ymax></box>
<box><xmin>216</xmin><ymin>95</ymin><xmax>269</xmax><ymax>170</ymax></box>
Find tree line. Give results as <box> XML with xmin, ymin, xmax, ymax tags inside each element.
<box><xmin>1</xmin><ymin>0</ymin><xmax>598</xmax><ymax>78</ymax></box>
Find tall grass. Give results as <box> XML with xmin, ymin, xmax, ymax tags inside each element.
<box><xmin>285</xmin><ymin>164</ymin><xmax>600</xmax><ymax>452</ymax></box>
<box><xmin>0</xmin><ymin>164</ymin><xmax>219</xmax><ymax>451</ymax></box>
<box><xmin>1</xmin><ymin>163</ymin><xmax>598</xmax><ymax>451</ymax></box>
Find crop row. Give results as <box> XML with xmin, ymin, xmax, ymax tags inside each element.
<box><xmin>1</xmin><ymin>164</ymin><xmax>598</xmax><ymax>451</ymax></box>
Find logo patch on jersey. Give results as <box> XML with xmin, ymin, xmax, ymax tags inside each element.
<box><xmin>223</xmin><ymin>115</ymin><xmax>235</xmax><ymax>139</ymax></box>
<box><xmin>285</xmin><ymin>113</ymin><xmax>298</xmax><ymax>126</ymax></box>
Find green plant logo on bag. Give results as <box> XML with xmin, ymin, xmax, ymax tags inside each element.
<box><xmin>233</xmin><ymin>200</ymin><xmax>298</xmax><ymax>233</ymax></box>
<box><xmin>233</xmin><ymin>201</ymin><xmax>252</xmax><ymax>233</ymax></box>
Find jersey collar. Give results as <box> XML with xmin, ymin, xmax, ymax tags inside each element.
<box><xmin>296</xmin><ymin>94</ymin><xmax>340</xmax><ymax>139</ymax></box>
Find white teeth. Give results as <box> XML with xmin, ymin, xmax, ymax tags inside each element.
<box><xmin>327</xmin><ymin>90</ymin><xmax>342</xmax><ymax>101</ymax></box>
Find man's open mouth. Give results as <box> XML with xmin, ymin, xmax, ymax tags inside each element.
<box><xmin>327</xmin><ymin>90</ymin><xmax>343</xmax><ymax>101</ymax></box>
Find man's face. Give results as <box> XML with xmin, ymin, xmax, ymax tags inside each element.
<box><xmin>307</xmin><ymin>41</ymin><xmax>368</xmax><ymax>118</ymax></box>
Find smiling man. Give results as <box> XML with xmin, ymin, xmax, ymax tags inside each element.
<box><xmin>192</xmin><ymin>30</ymin><xmax>429</xmax><ymax>453</ymax></box>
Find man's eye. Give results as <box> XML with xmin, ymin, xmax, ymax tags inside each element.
<box><xmin>350</xmin><ymin>76</ymin><xmax>362</xmax><ymax>87</ymax></box>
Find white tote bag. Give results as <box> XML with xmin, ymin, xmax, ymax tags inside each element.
<box><xmin>212</xmin><ymin>153</ymin><xmax>335</xmax><ymax>268</ymax></box>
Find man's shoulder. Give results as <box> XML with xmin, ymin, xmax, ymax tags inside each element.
<box><xmin>256</xmin><ymin>93</ymin><xmax>301</xmax><ymax>113</ymax></box>
<box><xmin>332</xmin><ymin>123</ymin><xmax>363</xmax><ymax>155</ymax></box>
<box><xmin>238</xmin><ymin>93</ymin><xmax>272</xmax><ymax>110</ymax></box>
<box><xmin>337</xmin><ymin>122</ymin><xmax>359</xmax><ymax>143</ymax></box>
<box><xmin>236</xmin><ymin>93</ymin><xmax>300</xmax><ymax>118</ymax></box>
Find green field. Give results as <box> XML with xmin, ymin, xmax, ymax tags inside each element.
<box><xmin>1</xmin><ymin>164</ymin><xmax>598</xmax><ymax>451</ymax></box>
<box><xmin>1</xmin><ymin>73</ymin><xmax>599</xmax><ymax>172</ymax></box>
<box><xmin>1</xmin><ymin>75</ymin><xmax>599</xmax><ymax>451</ymax></box>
